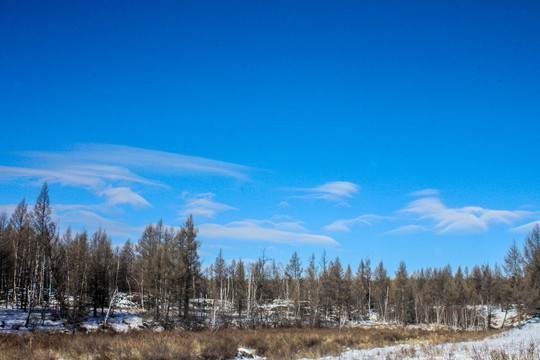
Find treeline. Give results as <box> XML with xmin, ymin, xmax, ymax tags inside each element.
<box><xmin>0</xmin><ymin>184</ymin><xmax>201</xmax><ymax>329</ymax></box>
<box><xmin>0</xmin><ymin>184</ymin><xmax>539</xmax><ymax>330</ymax></box>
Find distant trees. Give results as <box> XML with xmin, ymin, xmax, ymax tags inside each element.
<box><xmin>134</xmin><ymin>217</ymin><xmax>201</xmax><ymax>325</ymax></box>
<box><xmin>285</xmin><ymin>251</ymin><xmax>302</xmax><ymax>320</ymax></box>
<box><xmin>0</xmin><ymin>184</ymin><xmax>539</xmax><ymax>331</ymax></box>
<box><xmin>392</xmin><ymin>261</ymin><xmax>413</xmax><ymax>325</ymax></box>
<box><xmin>373</xmin><ymin>261</ymin><xmax>389</xmax><ymax>322</ymax></box>
<box><xmin>523</xmin><ymin>224</ymin><xmax>540</xmax><ymax>314</ymax></box>
<box><xmin>353</xmin><ymin>258</ymin><xmax>371</xmax><ymax>320</ymax></box>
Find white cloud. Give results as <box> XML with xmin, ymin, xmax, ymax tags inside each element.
<box><xmin>401</xmin><ymin>196</ymin><xmax>531</xmax><ymax>234</ymax></box>
<box><xmin>410</xmin><ymin>189</ymin><xmax>439</xmax><ymax>197</ymax></box>
<box><xmin>0</xmin><ymin>204</ymin><xmax>18</xmax><ymax>217</ymax></box>
<box><xmin>180</xmin><ymin>193</ymin><xmax>236</xmax><ymax>218</ymax></box>
<box><xmin>278</xmin><ymin>201</ymin><xmax>290</xmax><ymax>207</ymax></box>
<box><xmin>324</xmin><ymin>214</ymin><xmax>383</xmax><ymax>232</ymax></box>
<box><xmin>21</xmin><ymin>143</ymin><xmax>251</xmax><ymax>180</ymax></box>
<box><xmin>386</xmin><ymin>225</ymin><xmax>429</xmax><ymax>235</ymax></box>
<box><xmin>54</xmin><ymin>203</ymin><xmax>98</xmax><ymax>211</ymax></box>
<box><xmin>54</xmin><ymin>208</ymin><xmax>144</xmax><ymax>239</ymax></box>
<box><xmin>100</xmin><ymin>187</ymin><xmax>151</xmax><ymax>207</ymax></box>
<box><xmin>0</xmin><ymin>164</ymin><xmax>159</xmax><ymax>189</ymax></box>
<box><xmin>291</xmin><ymin>181</ymin><xmax>360</xmax><ymax>203</ymax></box>
<box><xmin>199</xmin><ymin>219</ymin><xmax>339</xmax><ymax>246</ymax></box>
<box><xmin>2</xmin><ymin>144</ymin><xmax>252</xmax><ymax>214</ymax></box>
<box><xmin>510</xmin><ymin>220</ymin><xmax>540</xmax><ymax>233</ymax></box>
<box><xmin>0</xmin><ymin>165</ymin><xmax>102</xmax><ymax>188</ymax></box>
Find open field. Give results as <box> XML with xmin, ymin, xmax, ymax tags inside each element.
<box><xmin>0</xmin><ymin>325</ymin><xmax>502</xmax><ymax>360</ymax></box>
<box><xmin>302</xmin><ymin>318</ymin><xmax>540</xmax><ymax>360</ymax></box>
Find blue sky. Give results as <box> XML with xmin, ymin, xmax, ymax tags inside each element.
<box><xmin>1</xmin><ymin>1</ymin><xmax>539</xmax><ymax>273</ymax></box>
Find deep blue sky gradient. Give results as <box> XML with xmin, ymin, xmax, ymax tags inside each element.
<box><xmin>1</xmin><ymin>1</ymin><xmax>539</xmax><ymax>273</ymax></box>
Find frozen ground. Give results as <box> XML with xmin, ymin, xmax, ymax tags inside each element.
<box><xmin>0</xmin><ymin>294</ymin><xmax>147</xmax><ymax>333</ymax></box>
<box><xmin>0</xmin><ymin>306</ymin><xmax>147</xmax><ymax>333</ymax></box>
<box><xmin>296</xmin><ymin>318</ymin><xmax>540</xmax><ymax>360</ymax></box>
<box><xmin>0</xmin><ymin>306</ymin><xmax>65</xmax><ymax>332</ymax></box>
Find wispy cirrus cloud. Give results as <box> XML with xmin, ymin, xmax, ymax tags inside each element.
<box><xmin>180</xmin><ymin>192</ymin><xmax>236</xmax><ymax>218</ymax></box>
<box><xmin>54</xmin><ymin>207</ymin><xmax>145</xmax><ymax>239</ymax></box>
<box><xmin>401</xmin><ymin>196</ymin><xmax>532</xmax><ymax>234</ymax></box>
<box><xmin>199</xmin><ymin>219</ymin><xmax>339</xmax><ymax>246</ymax></box>
<box><xmin>1</xmin><ymin>144</ymin><xmax>253</xmax><ymax>214</ymax></box>
<box><xmin>0</xmin><ymin>204</ymin><xmax>18</xmax><ymax>217</ymax></box>
<box><xmin>0</xmin><ymin>164</ymin><xmax>159</xmax><ymax>188</ymax></box>
<box><xmin>324</xmin><ymin>214</ymin><xmax>384</xmax><ymax>232</ymax></box>
<box><xmin>386</xmin><ymin>224</ymin><xmax>429</xmax><ymax>235</ymax></box>
<box><xmin>409</xmin><ymin>189</ymin><xmax>439</xmax><ymax>197</ymax></box>
<box><xmin>0</xmin><ymin>164</ymin><xmax>155</xmax><ymax>209</ymax></box>
<box><xmin>1</xmin><ymin>203</ymin><xmax>145</xmax><ymax>239</ymax></box>
<box><xmin>510</xmin><ymin>220</ymin><xmax>540</xmax><ymax>233</ymax></box>
<box><xmin>21</xmin><ymin>143</ymin><xmax>251</xmax><ymax>180</ymax></box>
<box><xmin>99</xmin><ymin>187</ymin><xmax>151</xmax><ymax>207</ymax></box>
<box><xmin>290</xmin><ymin>181</ymin><xmax>360</xmax><ymax>204</ymax></box>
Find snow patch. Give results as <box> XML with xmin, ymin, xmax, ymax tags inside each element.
<box><xmin>299</xmin><ymin>318</ymin><xmax>540</xmax><ymax>360</ymax></box>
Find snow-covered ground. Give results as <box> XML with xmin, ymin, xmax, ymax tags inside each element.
<box><xmin>1</xmin><ymin>296</ymin><xmax>537</xmax><ymax>360</ymax></box>
<box><xmin>0</xmin><ymin>294</ymin><xmax>148</xmax><ymax>333</ymax></box>
<box><xmin>0</xmin><ymin>306</ymin><xmax>147</xmax><ymax>333</ymax></box>
<box><xmin>296</xmin><ymin>318</ymin><xmax>540</xmax><ymax>360</ymax></box>
<box><xmin>0</xmin><ymin>306</ymin><xmax>65</xmax><ymax>333</ymax></box>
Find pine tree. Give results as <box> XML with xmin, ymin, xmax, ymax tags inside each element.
<box><xmin>213</xmin><ymin>249</ymin><xmax>227</xmax><ymax>302</ymax></box>
<box><xmin>354</xmin><ymin>258</ymin><xmax>372</xmax><ymax>319</ymax></box>
<box><xmin>0</xmin><ymin>211</ymin><xmax>11</xmax><ymax>300</ymax></box>
<box><xmin>393</xmin><ymin>261</ymin><xmax>413</xmax><ymax>325</ymax></box>
<box><xmin>31</xmin><ymin>183</ymin><xmax>57</xmax><ymax>309</ymax></box>
<box><xmin>328</xmin><ymin>257</ymin><xmax>344</xmax><ymax>322</ymax></box>
<box><xmin>481</xmin><ymin>264</ymin><xmax>494</xmax><ymax>329</ymax></box>
<box><xmin>64</xmin><ymin>230</ymin><xmax>90</xmax><ymax>328</ymax></box>
<box><xmin>503</xmin><ymin>240</ymin><xmax>524</xmax><ymax>325</ymax></box>
<box><xmin>285</xmin><ymin>251</ymin><xmax>303</xmax><ymax>320</ymax></box>
<box><xmin>343</xmin><ymin>264</ymin><xmax>353</xmax><ymax>320</ymax></box>
<box><xmin>233</xmin><ymin>259</ymin><xmax>246</xmax><ymax>316</ymax></box>
<box><xmin>373</xmin><ymin>261</ymin><xmax>389</xmax><ymax>321</ymax></box>
<box><xmin>88</xmin><ymin>229</ymin><xmax>113</xmax><ymax>317</ymax></box>
<box><xmin>9</xmin><ymin>198</ymin><xmax>33</xmax><ymax>309</ymax></box>
<box><xmin>176</xmin><ymin>215</ymin><xmax>201</xmax><ymax>321</ymax></box>
<box><xmin>523</xmin><ymin>224</ymin><xmax>540</xmax><ymax>314</ymax></box>
<box><xmin>118</xmin><ymin>240</ymin><xmax>135</xmax><ymax>294</ymax></box>
<box><xmin>305</xmin><ymin>253</ymin><xmax>318</xmax><ymax>326</ymax></box>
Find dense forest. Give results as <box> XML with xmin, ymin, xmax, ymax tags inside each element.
<box><xmin>1</xmin><ymin>184</ymin><xmax>539</xmax><ymax>331</ymax></box>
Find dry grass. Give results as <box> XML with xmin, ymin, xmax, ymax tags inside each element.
<box><xmin>0</xmin><ymin>327</ymin><xmax>499</xmax><ymax>360</ymax></box>
<box><xmin>470</xmin><ymin>341</ymin><xmax>539</xmax><ymax>360</ymax></box>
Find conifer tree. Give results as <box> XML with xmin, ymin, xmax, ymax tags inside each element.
<box><xmin>9</xmin><ymin>198</ymin><xmax>33</xmax><ymax>309</ymax></box>
<box><xmin>305</xmin><ymin>253</ymin><xmax>319</xmax><ymax>325</ymax></box>
<box><xmin>523</xmin><ymin>224</ymin><xmax>540</xmax><ymax>314</ymax></box>
<box><xmin>373</xmin><ymin>261</ymin><xmax>389</xmax><ymax>321</ymax></box>
<box><xmin>285</xmin><ymin>251</ymin><xmax>303</xmax><ymax>319</ymax></box>
<box><xmin>0</xmin><ymin>211</ymin><xmax>11</xmax><ymax>299</ymax></box>
<box><xmin>504</xmin><ymin>240</ymin><xmax>524</xmax><ymax>325</ymax></box>
<box><xmin>233</xmin><ymin>259</ymin><xmax>246</xmax><ymax>316</ymax></box>
<box><xmin>343</xmin><ymin>264</ymin><xmax>353</xmax><ymax>320</ymax></box>
<box><xmin>213</xmin><ymin>249</ymin><xmax>227</xmax><ymax>302</ymax></box>
<box><xmin>176</xmin><ymin>215</ymin><xmax>201</xmax><ymax>321</ymax></box>
<box><xmin>88</xmin><ymin>229</ymin><xmax>113</xmax><ymax>317</ymax></box>
<box><xmin>393</xmin><ymin>261</ymin><xmax>413</xmax><ymax>325</ymax></box>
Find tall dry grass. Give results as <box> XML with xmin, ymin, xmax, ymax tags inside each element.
<box><xmin>0</xmin><ymin>327</ymin><xmax>499</xmax><ymax>360</ymax></box>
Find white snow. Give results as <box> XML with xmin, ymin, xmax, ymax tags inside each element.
<box><xmin>0</xmin><ymin>306</ymin><xmax>149</xmax><ymax>333</ymax></box>
<box><xmin>0</xmin><ymin>293</ymin><xmax>150</xmax><ymax>333</ymax></box>
<box><xmin>298</xmin><ymin>318</ymin><xmax>540</xmax><ymax>360</ymax></box>
<box><xmin>234</xmin><ymin>347</ymin><xmax>264</xmax><ymax>359</ymax></box>
<box><xmin>0</xmin><ymin>307</ymin><xmax>65</xmax><ymax>333</ymax></box>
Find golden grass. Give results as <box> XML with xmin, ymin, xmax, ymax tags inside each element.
<box><xmin>0</xmin><ymin>327</ymin><xmax>499</xmax><ymax>360</ymax></box>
